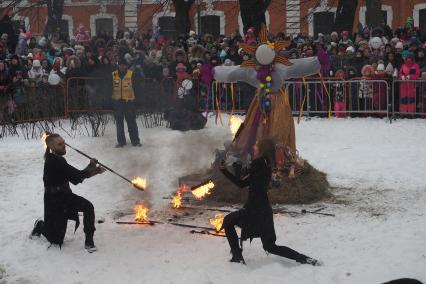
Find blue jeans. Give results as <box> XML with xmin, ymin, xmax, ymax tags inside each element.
<box><xmin>112</xmin><ymin>100</ymin><xmax>140</xmax><ymax>145</ymax></box>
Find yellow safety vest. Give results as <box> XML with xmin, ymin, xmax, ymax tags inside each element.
<box><xmin>112</xmin><ymin>70</ymin><xmax>135</xmax><ymax>101</ymax></box>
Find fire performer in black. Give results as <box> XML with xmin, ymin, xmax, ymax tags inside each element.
<box><xmin>220</xmin><ymin>138</ymin><xmax>321</xmax><ymax>265</ymax></box>
<box><xmin>30</xmin><ymin>133</ymin><xmax>105</xmax><ymax>252</ymax></box>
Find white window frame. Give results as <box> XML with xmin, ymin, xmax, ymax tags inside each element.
<box><xmin>194</xmin><ymin>10</ymin><xmax>225</xmax><ymax>35</ymax></box>
<box><xmin>12</xmin><ymin>14</ymin><xmax>30</xmax><ymax>31</ymax></box>
<box><xmin>90</xmin><ymin>13</ymin><xmax>118</xmax><ymax>39</ymax></box>
<box><xmin>152</xmin><ymin>11</ymin><xmax>176</xmax><ymax>35</ymax></box>
<box><xmin>359</xmin><ymin>5</ymin><xmax>393</xmax><ymax>28</ymax></box>
<box><xmin>413</xmin><ymin>3</ymin><xmax>426</xmax><ymax>28</ymax></box>
<box><xmin>308</xmin><ymin>7</ymin><xmax>336</xmax><ymax>37</ymax></box>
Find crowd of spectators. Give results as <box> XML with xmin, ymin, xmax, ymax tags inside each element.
<box><xmin>1</xmin><ymin>14</ymin><xmax>426</xmax><ymax>122</ymax></box>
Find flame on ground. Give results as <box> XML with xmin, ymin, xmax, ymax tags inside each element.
<box><xmin>229</xmin><ymin>115</ymin><xmax>243</xmax><ymax>137</ymax></box>
<box><xmin>209</xmin><ymin>213</ymin><xmax>224</xmax><ymax>232</ymax></box>
<box><xmin>171</xmin><ymin>191</ymin><xmax>182</xmax><ymax>208</ymax></box>
<box><xmin>134</xmin><ymin>204</ymin><xmax>149</xmax><ymax>222</ymax></box>
<box><xmin>191</xmin><ymin>180</ymin><xmax>215</xmax><ymax>199</ymax></box>
<box><xmin>171</xmin><ymin>185</ymin><xmax>190</xmax><ymax>209</ymax></box>
<box><xmin>131</xmin><ymin>177</ymin><xmax>147</xmax><ymax>190</ymax></box>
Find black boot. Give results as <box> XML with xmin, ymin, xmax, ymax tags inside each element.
<box><xmin>230</xmin><ymin>248</ymin><xmax>246</xmax><ymax>264</ymax></box>
<box><xmin>298</xmin><ymin>255</ymin><xmax>322</xmax><ymax>266</ymax></box>
<box><xmin>29</xmin><ymin>219</ymin><xmax>44</xmax><ymax>239</ymax></box>
<box><xmin>84</xmin><ymin>233</ymin><xmax>97</xmax><ymax>253</ymax></box>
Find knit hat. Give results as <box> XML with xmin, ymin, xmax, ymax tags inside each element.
<box><xmin>377</xmin><ymin>63</ymin><xmax>385</xmax><ymax>71</ymax></box>
<box><xmin>32</xmin><ymin>60</ymin><xmax>41</xmax><ymax>67</ymax></box>
<box><xmin>176</xmin><ymin>63</ymin><xmax>187</xmax><ymax>71</ymax></box>
<box><xmin>346</xmin><ymin>46</ymin><xmax>355</xmax><ymax>53</ymax></box>
<box><xmin>385</xmin><ymin>63</ymin><xmax>394</xmax><ymax>75</ymax></box>
<box><xmin>400</xmin><ymin>50</ymin><xmax>410</xmax><ymax>57</ymax></box>
<box><xmin>223</xmin><ymin>59</ymin><xmax>232</xmax><ymax>66</ymax></box>
<box><xmin>361</xmin><ymin>65</ymin><xmax>374</xmax><ymax>76</ymax></box>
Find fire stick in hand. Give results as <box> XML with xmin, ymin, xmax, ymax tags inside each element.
<box><xmin>61</xmin><ymin>140</ymin><xmax>146</xmax><ymax>191</ymax></box>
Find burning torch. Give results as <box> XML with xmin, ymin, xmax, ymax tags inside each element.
<box><xmin>64</xmin><ymin>142</ymin><xmax>146</xmax><ymax>191</ymax></box>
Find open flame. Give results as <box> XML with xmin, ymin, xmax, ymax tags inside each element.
<box><xmin>209</xmin><ymin>213</ymin><xmax>224</xmax><ymax>232</ymax></box>
<box><xmin>171</xmin><ymin>185</ymin><xmax>190</xmax><ymax>209</ymax></box>
<box><xmin>171</xmin><ymin>191</ymin><xmax>182</xmax><ymax>209</ymax></box>
<box><xmin>41</xmin><ymin>132</ymin><xmax>49</xmax><ymax>149</ymax></box>
<box><xmin>134</xmin><ymin>204</ymin><xmax>149</xmax><ymax>222</ymax></box>
<box><xmin>191</xmin><ymin>180</ymin><xmax>215</xmax><ymax>199</ymax></box>
<box><xmin>229</xmin><ymin>115</ymin><xmax>243</xmax><ymax>137</ymax></box>
<box><xmin>131</xmin><ymin>177</ymin><xmax>147</xmax><ymax>190</ymax></box>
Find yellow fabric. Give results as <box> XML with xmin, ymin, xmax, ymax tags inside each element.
<box><xmin>232</xmin><ymin>89</ymin><xmax>296</xmax><ymax>156</ymax></box>
<box><xmin>318</xmin><ymin>73</ymin><xmax>332</xmax><ymax>118</ymax></box>
<box><xmin>112</xmin><ymin>70</ymin><xmax>135</xmax><ymax>101</ymax></box>
<box><xmin>297</xmin><ymin>77</ymin><xmax>308</xmax><ymax>124</ymax></box>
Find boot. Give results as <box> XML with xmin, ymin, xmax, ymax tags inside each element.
<box><xmin>298</xmin><ymin>255</ymin><xmax>322</xmax><ymax>266</ymax></box>
<box><xmin>84</xmin><ymin>233</ymin><xmax>97</xmax><ymax>253</ymax></box>
<box><xmin>29</xmin><ymin>219</ymin><xmax>44</xmax><ymax>239</ymax></box>
<box><xmin>230</xmin><ymin>248</ymin><xmax>246</xmax><ymax>264</ymax></box>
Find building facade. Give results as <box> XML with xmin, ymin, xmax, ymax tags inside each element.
<box><xmin>2</xmin><ymin>0</ymin><xmax>426</xmax><ymax>39</ymax></box>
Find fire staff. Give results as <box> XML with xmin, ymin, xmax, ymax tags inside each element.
<box><xmin>219</xmin><ymin>138</ymin><xmax>321</xmax><ymax>265</ymax></box>
<box><xmin>30</xmin><ymin>133</ymin><xmax>105</xmax><ymax>253</ymax></box>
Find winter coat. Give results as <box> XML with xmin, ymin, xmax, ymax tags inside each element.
<box><xmin>399</xmin><ymin>61</ymin><xmax>420</xmax><ymax>113</ymax></box>
<box><xmin>200</xmin><ymin>63</ymin><xmax>214</xmax><ymax>86</ymax></box>
<box><xmin>28</xmin><ymin>67</ymin><xmax>46</xmax><ymax>83</ymax></box>
<box><xmin>371</xmin><ymin>73</ymin><xmax>389</xmax><ymax>111</ymax></box>
<box><xmin>220</xmin><ymin>156</ymin><xmax>276</xmax><ymax>243</ymax></box>
<box><xmin>43</xmin><ymin>153</ymin><xmax>90</xmax><ymax>245</ymax></box>
<box><xmin>316</xmin><ymin>47</ymin><xmax>331</xmax><ymax>76</ymax></box>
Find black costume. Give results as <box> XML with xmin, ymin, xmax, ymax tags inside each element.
<box><xmin>221</xmin><ymin>156</ymin><xmax>311</xmax><ymax>264</ymax></box>
<box><xmin>164</xmin><ymin>91</ymin><xmax>207</xmax><ymax>131</ymax></box>
<box><xmin>40</xmin><ymin>153</ymin><xmax>96</xmax><ymax>246</ymax></box>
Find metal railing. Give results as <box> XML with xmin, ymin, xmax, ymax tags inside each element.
<box><xmin>0</xmin><ymin>83</ymin><xmax>66</xmax><ymax>125</ymax></box>
<box><xmin>391</xmin><ymin>79</ymin><xmax>426</xmax><ymax>118</ymax></box>
<box><xmin>284</xmin><ymin>79</ymin><xmax>390</xmax><ymax>119</ymax></box>
<box><xmin>3</xmin><ymin>77</ymin><xmax>426</xmax><ymax>127</ymax></box>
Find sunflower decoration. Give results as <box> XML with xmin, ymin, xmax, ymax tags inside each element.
<box><xmin>238</xmin><ymin>24</ymin><xmax>292</xmax><ymax>113</ymax></box>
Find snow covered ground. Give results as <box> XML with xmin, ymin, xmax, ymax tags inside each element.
<box><xmin>0</xmin><ymin>116</ymin><xmax>425</xmax><ymax>284</ymax></box>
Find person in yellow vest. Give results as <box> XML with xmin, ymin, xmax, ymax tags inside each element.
<box><xmin>111</xmin><ymin>60</ymin><xmax>141</xmax><ymax>147</ymax></box>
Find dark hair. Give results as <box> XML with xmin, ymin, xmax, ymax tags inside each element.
<box><xmin>257</xmin><ymin>138</ymin><xmax>276</xmax><ymax>166</ymax></box>
<box><xmin>43</xmin><ymin>132</ymin><xmax>60</xmax><ymax>159</ymax></box>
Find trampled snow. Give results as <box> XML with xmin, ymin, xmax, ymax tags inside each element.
<box><xmin>0</xmin><ymin>116</ymin><xmax>425</xmax><ymax>284</ymax></box>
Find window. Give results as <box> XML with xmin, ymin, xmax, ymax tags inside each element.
<box><xmin>313</xmin><ymin>12</ymin><xmax>334</xmax><ymax>37</ymax></box>
<box><xmin>59</xmin><ymin>20</ymin><xmax>70</xmax><ymax>41</ymax></box>
<box><xmin>420</xmin><ymin>9</ymin><xmax>426</xmax><ymax>39</ymax></box>
<box><xmin>366</xmin><ymin>10</ymin><xmax>388</xmax><ymax>27</ymax></box>
<box><xmin>96</xmin><ymin>18</ymin><xmax>113</xmax><ymax>38</ymax></box>
<box><xmin>12</xmin><ymin>20</ymin><xmax>26</xmax><ymax>32</ymax></box>
<box><xmin>158</xmin><ymin>16</ymin><xmax>176</xmax><ymax>39</ymax></box>
<box><xmin>381</xmin><ymin>10</ymin><xmax>388</xmax><ymax>25</ymax></box>
<box><xmin>201</xmin><ymin>15</ymin><xmax>220</xmax><ymax>37</ymax></box>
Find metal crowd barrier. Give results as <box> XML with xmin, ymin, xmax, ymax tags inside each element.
<box><xmin>3</xmin><ymin>77</ymin><xmax>426</xmax><ymax>126</ymax></box>
<box><xmin>284</xmin><ymin>79</ymin><xmax>390</xmax><ymax>119</ymax></box>
<box><xmin>0</xmin><ymin>83</ymin><xmax>66</xmax><ymax>125</ymax></box>
<box><xmin>66</xmin><ymin>77</ymin><xmax>174</xmax><ymax>115</ymax></box>
<box><xmin>196</xmin><ymin>80</ymin><xmax>256</xmax><ymax>113</ymax></box>
<box><xmin>391</xmin><ymin>79</ymin><xmax>426</xmax><ymax>118</ymax></box>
